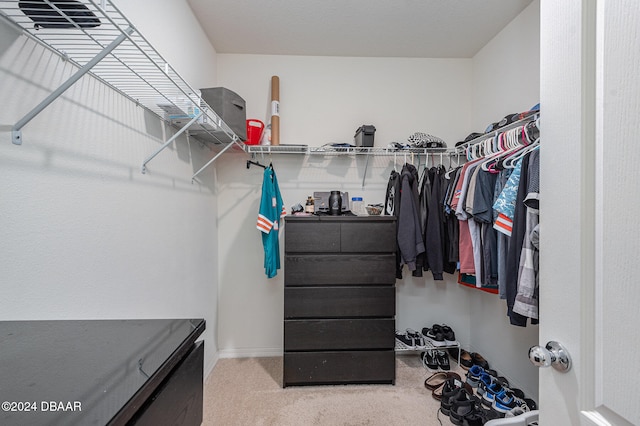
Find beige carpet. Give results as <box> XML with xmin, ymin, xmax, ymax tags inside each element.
<box><xmin>203</xmin><ymin>354</ymin><xmax>464</xmax><ymax>426</ymax></box>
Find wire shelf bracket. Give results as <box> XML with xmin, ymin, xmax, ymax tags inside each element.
<box><xmin>11</xmin><ymin>26</ymin><xmax>133</xmax><ymax>145</ymax></box>
<box><xmin>141</xmin><ymin>111</ymin><xmax>203</xmax><ymax>174</ymax></box>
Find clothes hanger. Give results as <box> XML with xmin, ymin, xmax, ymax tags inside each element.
<box><xmin>445</xmin><ymin>152</ymin><xmax>461</xmax><ymax>179</ymax></box>
<box><xmin>480</xmin><ymin>128</ymin><xmax>526</xmax><ymax>171</ymax></box>
<box><xmin>246</xmin><ymin>160</ymin><xmax>267</xmax><ymax>169</ymax></box>
<box><xmin>504</xmin><ymin>137</ymin><xmax>540</xmax><ymax>168</ymax></box>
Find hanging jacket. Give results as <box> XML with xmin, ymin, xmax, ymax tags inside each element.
<box><xmin>397</xmin><ymin>164</ymin><xmax>425</xmax><ymax>272</ymax></box>
<box><xmin>423</xmin><ymin>166</ymin><xmax>444</xmax><ymax>279</ymax></box>
<box><xmin>416</xmin><ymin>167</ymin><xmax>431</xmax><ymax>277</ymax></box>
<box><xmin>385</xmin><ymin>170</ymin><xmax>403</xmax><ymax>279</ymax></box>
<box><xmin>438</xmin><ymin>167</ymin><xmax>458</xmax><ymax>274</ymax></box>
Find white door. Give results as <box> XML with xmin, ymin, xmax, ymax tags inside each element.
<box><xmin>540</xmin><ymin>1</ymin><xmax>640</xmax><ymax>424</ymax></box>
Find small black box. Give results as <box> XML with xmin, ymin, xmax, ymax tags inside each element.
<box><xmin>354</xmin><ymin>125</ymin><xmax>376</xmax><ymax>147</ymax></box>
<box><xmin>200</xmin><ymin>87</ymin><xmax>247</xmax><ymax>140</ymax></box>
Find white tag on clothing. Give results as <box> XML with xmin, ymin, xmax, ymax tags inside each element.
<box><xmin>272</xmin><ymin>197</ymin><xmax>276</xmax><ymax>207</ymax></box>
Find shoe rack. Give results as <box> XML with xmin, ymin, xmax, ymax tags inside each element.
<box><xmin>395</xmin><ymin>334</ymin><xmax>461</xmax><ymax>371</ymax></box>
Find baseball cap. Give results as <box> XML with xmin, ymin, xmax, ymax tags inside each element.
<box><xmin>455</xmin><ymin>132</ymin><xmax>484</xmax><ymax>147</ymax></box>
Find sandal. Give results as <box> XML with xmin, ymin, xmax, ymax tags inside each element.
<box><xmin>424</xmin><ymin>371</ymin><xmax>449</xmax><ymax>390</ymax></box>
<box><xmin>429</xmin><ymin>372</ymin><xmax>462</xmax><ymax>399</ymax></box>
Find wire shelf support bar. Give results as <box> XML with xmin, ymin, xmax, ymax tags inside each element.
<box><xmin>141</xmin><ymin>111</ymin><xmax>203</xmax><ymax>174</ymax></box>
<box><xmin>191</xmin><ymin>136</ymin><xmax>244</xmax><ymax>182</ymax></box>
<box><xmin>11</xmin><ymin>26</ymin><xmax>134</xmax><ymax>145</ymax></box>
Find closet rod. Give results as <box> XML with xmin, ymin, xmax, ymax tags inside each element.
<box><xmin>455</xmin><ymin>113</ymin><xmax>539</xmax><ymax>152</ymax></box>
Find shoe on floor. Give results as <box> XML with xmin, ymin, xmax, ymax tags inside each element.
<box><xmin>460</xmin><ymin>349</ymin><xmax>473</xmax><ymax>370</ymax></box>
<box><xmin>492</xmin><ymin>389</ymin><xmax>527</xmax><ymax>414</ymax></box>
<box><xmin>476</xmin><ymin>372</ymin><xmax>494</xmax><ymax>397</ymax></box>
<box><xmin>471</xmin><ymin>352</ymin><xmax>490</xmax><ymax>370</ymax></box>
<box><xmin>440</xmin><ymin>377</ymin><xmax>473</xmax><ymax>416</ymax></box>
<box><xmin>465</xmin><ymin>365</ymin><xmax>485</xmax><ymax>388</ymax></box>
<box><xmin>435</xmin><ymin>350</ymin><xmax>451</xmax><ymax>371</ymax></box>
<box><xmin>421</xmin><ymin>350</ymin><xmax>439</xmax><ymax>370</ymax></box>
<box><xmin>422</xmin><ymin>325</ymin><xmax>447</xmax><ymax>347</ymax></box>
<box><xmin>449</xmin><ymin>389</ymin><xmax>477</xmax><ymax>425</ymax></box>
<box><xmin>425</xmin><ymin>371</ymin><xmax>461</xmax><ymax>392</ymax></box>
<box><xmin>395</xmin><ymin>330</ymin><xmax>414</xmax><ymax>349</ymax></box>
<box><xmin>407</xmin><ymin>328</ymin><xmax>425</xmax><ymax>347</ymax></box>
<box><xmin>441</xmin><ymin>324</ymin><xmax>457</xmax><ymax>345</ymax></box>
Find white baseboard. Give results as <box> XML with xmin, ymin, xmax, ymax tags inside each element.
<box><xmin>204</xmin><ymin>350</ymin><xmax>220</xmax><ymax>380</ymax></box>
<box><xmin>205</xmin><ymin>348</ymin><xmax>283</xmax><ymax>381</ymax></box>
<box><xmin>217</xmin><ymin>347</ymin><xmax>283</xmax><ymax>359</ymax></box>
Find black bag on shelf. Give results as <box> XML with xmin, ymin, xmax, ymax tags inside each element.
<box><xmin>19</xmin><ymin>0</ymin><xmax>101</xmax><ymax>29</ymax></box>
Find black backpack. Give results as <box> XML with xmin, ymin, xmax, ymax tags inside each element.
<box><xmin>19</xmin><ymin>0</ymin><xmax>101</xmax><ymax>29</ymax></box>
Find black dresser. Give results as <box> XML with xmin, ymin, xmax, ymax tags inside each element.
<box><xmin>0</xmin><ymin>319</ymin><xmax>205</xmax><ymax>426</ymax></box>
<box><xmin>283</xmin><ymin>215</ymin><xmax>397</xmax><ymax>386</ymax></box>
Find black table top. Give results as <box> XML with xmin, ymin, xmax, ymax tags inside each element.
<box><xmin>0</xmin><ymin>318</ymin><xmax>205</xmax><ymax>426</ymax></box>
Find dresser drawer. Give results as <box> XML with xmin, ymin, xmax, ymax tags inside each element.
<box><xmin>285</xmin><ymin>221</ymin><xmax>340</xmax><ymax>252</ymax></box>
<box><xmin>284</xmin><ymin>254</ymin><xmax>396</xmax><ymax>286</ymax></box>
<box><xmin>340</xmin><ymin>221</ymin><xmax>396</xmax><ymax>252</ymax></box>
<box><xmin>284</xmin><ymin>286</ymin><xmax>395</xmax><ymax>319</ymax></box>
<box><xmin>284</xmin><ymin>318</ymin><xmax>395</xmax><ymax>351</ymax></box>
<box><xmin>283</xmin><ymin>350</ymin><xmax>395</xmax><ymax>386</ymax></box>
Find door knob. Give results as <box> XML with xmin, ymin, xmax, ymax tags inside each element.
<box><xmin>528</xmin><ymin>341</ymin><xmax>572</xmax><ymax>372</ymax></box>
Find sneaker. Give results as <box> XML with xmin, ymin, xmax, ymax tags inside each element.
<box><xmin>465</xmin><ymin>365</ymin><xmax>485</xmax><ymax>388</ymax></box>
<box><xmin>449</xmin><ymin>390</ymin><xmax>477</xmax><ymax>425</ymax></box>
<box><xmin>395</xmin><ymin>330</ymin><xmax>414</xmax><ymax>349</ymax></box>
<box><xmin>421</xmin><ymin>350</ymin><xmax>439</xmax><ymax>370</ymax></box>
<box><xmin>482</xmin><ymin>381</ymin><xmax>504</xmax><ymax>406</ymax></box>
<box><xmin>492</xmin><ymin>389</ymin><xmax>526</xmax><ymax>414</ymax></box>
<box><xmin>476</xmin><ymin>372</ymin><xmax>493</xmax><ymax>397</ymax></box>
<box><xmin>435</xmin><ymin>350</ymin><xmax>451</xmax><ymax>371</ymax></box>
<box><xmin>505</xmin><ymin>406</ymin><xmax>527</xmax><ymax>417</ymax></box>
<box><xmin>524</xmin><ymin>398</ymin><xmax>537</xmax><ymax>411</ymax></box>
<box><xmin>441</xmin><ymin>324</ymin><xmax>457</xmax><ymax>345</ymax></box>
<box><xmin>407</xmin><ymin>328</ymin><xmax>425</xmax><ymax>347</ymax></box>
<box><xmin>463</xmin><ymin>405</ymin><xmax>503</xmax><ymax>426</ymax></box>
<box><xmin>422</xmin><ymin>325</ymin><xmax>446</xmax><ymax>347</ymax></box>
<box><xmin>440</xmin><ymin>377</ymin><xmax>472</xmax><ymax>416</ymax></box>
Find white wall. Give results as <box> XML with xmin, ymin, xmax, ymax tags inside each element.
<box><xmin>214</xmin><ymin>55</ymin><xmax>473</xmax><ymax>356</ymax></box>
<box><xmin>471</xmin><ymin>0</ymin><xmax>541</xmax><ymax>132</ymax></box>
<box><xmin>0</xmin><ymin>0</ymin><xmax>221</xmax><ymax>376</ymax></box>
<box><xmin>468</xmin><ymin>0</ymin><xmax>541</xmax><ymax>399</ymax></box>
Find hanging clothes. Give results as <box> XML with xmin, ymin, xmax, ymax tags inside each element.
<box><xmin>256</xmin><ymin>165</ymin><xmax>286</xmax><ymax>278</ymax></box>
<box><xmin>435</xmin><ymin>115</ymin><xmax>541</xmax><ymax>325</ymax></box>
<box><xmin>513</xmin><ymin>148</ymin><xmax>540</xmax><ymax>320</ymax></box>
<box><xmin>397</xmin><ymin>163</ymin><xmax>425</xmax><ymax>272</ymax></box>
<box><xmin>493</xmin><ymin>167</ymin><xmax>513</xmax><ymax>299</ymax></box>
<box><xmin>443</xmin><ymin>166</ymin><xmax>462</xmax><ymax>269</ymax></box>
<box><xmin>472</xmin><ymin>167</ymin><xmax>499</xmax><ymax>289</ymax></box>
<box><xmin>385</xmin><ymin>169</ymin><xmax>403</xmax><ymax>279</ymax></box>
<box><xmin>504</xmin><ymin>153</ymin><xmax>532</xmax><ymax>326</ymax></box>
<box><xmin>422</xmin><ymin>166</ymin><xmax>445</xmax><ymax>280</ymax></box>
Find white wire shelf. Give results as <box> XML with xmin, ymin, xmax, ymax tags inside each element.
<box><xmin>245</xmin><ymin>145</ymin><xmax>452</xmax><ymax>156</ymax></box>
<box><xmin>0</xmin><ymin>0</ymin><xmax>243</xmax><ymax>178</ymax></box>
<box><xmin>394</xmin><ymin>338</ymin><xmax>460</xmax><ymax>352</ymax></box>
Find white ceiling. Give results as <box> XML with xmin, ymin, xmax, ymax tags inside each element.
<box><xmin>187</xmin><ymin>0</ymin><xmax>534</xmax><ymax>58</ymax></box>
